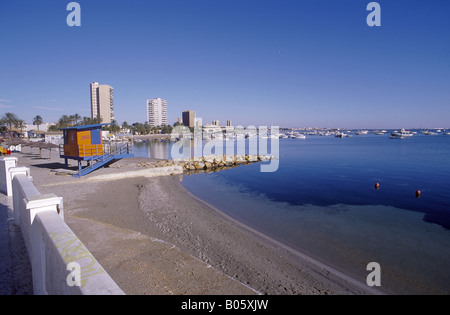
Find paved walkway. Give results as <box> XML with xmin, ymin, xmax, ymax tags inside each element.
<box><xmin>0</xmin><ymin>194</ymin><xmax>33</xmax><ymax>295</ymax></box>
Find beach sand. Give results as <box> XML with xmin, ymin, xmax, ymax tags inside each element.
<box><xmin>15</xmin><ymin>149</ymin><xmax>378</xmax><ymax>295</ymax></box>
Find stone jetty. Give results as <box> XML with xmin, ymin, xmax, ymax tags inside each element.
<box><xmin>136</xmin><ymin>154</ymin><xmax>273</xmax><ymax>173</ymax></box>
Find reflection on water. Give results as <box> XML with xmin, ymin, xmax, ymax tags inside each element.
<box><xmin>133</xmin><ymin>140</ymin><xmax>172</xmax><ymax>159</ymax></box>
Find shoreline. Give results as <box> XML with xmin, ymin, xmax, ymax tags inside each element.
<box><xmin>17</xmin><ymin>153</ymin><xmax>380</xmax><ymax>294</ymax></box>
<box><xmin>172</xmin><ymin>176</ymin><xmax>383</xmax><ymax>295</ymax></box>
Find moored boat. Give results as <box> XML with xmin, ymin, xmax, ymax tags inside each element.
<box><xmin>390</xmin><ymin>129</ymin><xmax>413</xmax><ymax>139</ymax></box>
<box><xmin>293</xmin><ymin>133</ymin><xmax>306</xmax><ymax>139</ymax></box>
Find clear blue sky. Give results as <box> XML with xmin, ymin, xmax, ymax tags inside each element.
<box><xmin>1</xmin><ymin>0</ymin><xmax>449</xmax><ymax>129</ymax></box>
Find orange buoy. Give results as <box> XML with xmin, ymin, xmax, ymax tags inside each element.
<box><xmin>375</xmin><ymin>183</ymin><xmax>380</xmax><ymax>190</ymax></box>
<box><xmin>416</xmin><ymin>190</ymin><xmax>421</xmax><ymax>198</ymax></box>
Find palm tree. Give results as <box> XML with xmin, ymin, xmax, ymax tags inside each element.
<box><xmin>33</xmin><ymin>115</ymin><xmax>44</xmax><ymax>133</ymax></box>
<box><xmin>15</xmin><ymin>119</ymin><xmax>26</xmax><ymax>137</ymax></box>
<box><xmin>2</xmin><ymin>112</ymin><xmax>18</xmax><ymax>134</ymax></box>
<box><xmin>109</xmin><ymin>122</ymin><xmax>121</xmax><ymax>134</ymax></box>
<box><xmin>58</xmin><ymin>115</ymin><xmax>71</xmax><ymax>128</ymax></box>
<box><xmin>81</xmin><ymin>116</ymin><xmax>92</xmax><ymax>125</ymax></box>
<box><xmin>72</xmin><ymin>113</ymin><xmax>81</xmax><ymax>125</ymax></box>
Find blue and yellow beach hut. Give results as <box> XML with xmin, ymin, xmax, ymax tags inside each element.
<box><xmin>60</xmin><ymin>124</ymin><xmax>133</xmax><ymax>177</ymax></box>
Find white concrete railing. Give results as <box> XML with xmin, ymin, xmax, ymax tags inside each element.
<box><xmin>0</xmin><ymin>157</ymin><xmax>124</xmax><ymax>295</ymax></box>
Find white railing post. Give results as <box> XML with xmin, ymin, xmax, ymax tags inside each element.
<box><xmin>25</xmin><ymin>195</ymin><xmax>64</xmax><ymax>295</ymax></box>
<box><xmin>9</xmin><ymin>167</ymin><xmax>32</xmax><ymax>224</ymax></box>
<box><xmin>12</xmin><ymin>174</ymin><xmax>62</xmax><ymax>258</ymax></box>
<box><xmin>0</xmin><ymin>157</ymin><xmax>18</xmax><ymax>196</ymax></box>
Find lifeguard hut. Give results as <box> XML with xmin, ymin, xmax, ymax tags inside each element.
<box><xmin>59</xmin><ymin>124</ymin><xmax>133</xmax><ymax>177</ymax></box>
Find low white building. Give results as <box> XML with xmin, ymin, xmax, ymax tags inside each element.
<box><xmin>44</xmin><ymin>132</ymin><xmax>64</xmax><ymax>145</ymax></box>
<box><xmin>25</xmin><ymin>123</ymin><xmax>54</xmax><ymax>132</ymax></box>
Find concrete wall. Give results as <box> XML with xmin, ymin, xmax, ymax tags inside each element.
<box><xmin>1</xmin><ymin>157</ymin><xmax>124</xmax><ymax>295</ymax></box>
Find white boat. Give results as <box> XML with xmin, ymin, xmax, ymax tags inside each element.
<box><xmin>390</xmin><ymin>129</ymin><xmax>413</xmax><ymax>139</ymax></box>
<box><xmin>290</xmin><ymin>133</ymin><xmax>306</xmax><ymax>139</ymax></box>
<box><xmin>294</xmin><ymin>134</ymin><xmax>306</xmax><ymax>139</ymax></box>
<box><xmin>335</xmin><ymin>132</ymin><xmax>346</xmax><ymax>138</ymax></box>
<box><xmin>355</xmin><ymin>130</ymin><xmax>369</xmax><ymax>135</ymax></box>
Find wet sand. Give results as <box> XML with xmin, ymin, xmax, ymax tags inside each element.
<box><xmin>17</xmin><ymin>151</ymin><xmax>379</xmax><ymax>295</ymax></box>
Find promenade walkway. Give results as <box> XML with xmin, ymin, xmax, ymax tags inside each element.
<box><xmin>0</xmin><ymin>194</ymin><xmax>33</xmax><ymax>295</ymax></box>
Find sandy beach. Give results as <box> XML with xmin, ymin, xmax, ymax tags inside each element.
<box><xmin>13</xmin><ymin>148</ymin><xmax>380</xmax><ymax>295</ymax></box>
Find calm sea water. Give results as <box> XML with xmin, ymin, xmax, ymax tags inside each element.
<box><xmin>134</xmin><ymin>134</ymin><xmax>450</xmax><ymax>294</ymax></box>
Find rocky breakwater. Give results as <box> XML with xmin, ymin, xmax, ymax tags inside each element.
<box><xmin>136</xmin><ymin>154</ymin><xmax>274</xmax><ymax>174</ymax></box>
<box><xmin>178</xmin><ymin>154</ymin><xmax>273</xmax><ymax>173</ymax></box>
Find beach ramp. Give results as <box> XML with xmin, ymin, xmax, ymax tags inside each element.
<box><xmin>75</xmin><ymin>153</ymin><xmax>116</xmax><ymax>177</ymax></box>
<box><xmin>74</xmin><ymin>144</ymin><xmax>133</xmax><ymax>177</ymax></box>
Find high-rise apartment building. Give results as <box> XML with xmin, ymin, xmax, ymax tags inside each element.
<box><xmin>147</xmin><ymin>98</ymin><xmax>168</xmax><ymax>127</ymax></box>
<box><xmin>182</xmin><ymin>110</ymin><xmax>195</xmax><ymax>128</ymax></box>
<box><xmin>90</xmin><ymin>82</ymin><xmax>114</xmax><ymax>124</ymax></box>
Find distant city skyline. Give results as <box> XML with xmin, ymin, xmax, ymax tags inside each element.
<box><xmin>1</xmin><ymin>1</ymin><xmax>449</xmax><ymax>129</ymax></box>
